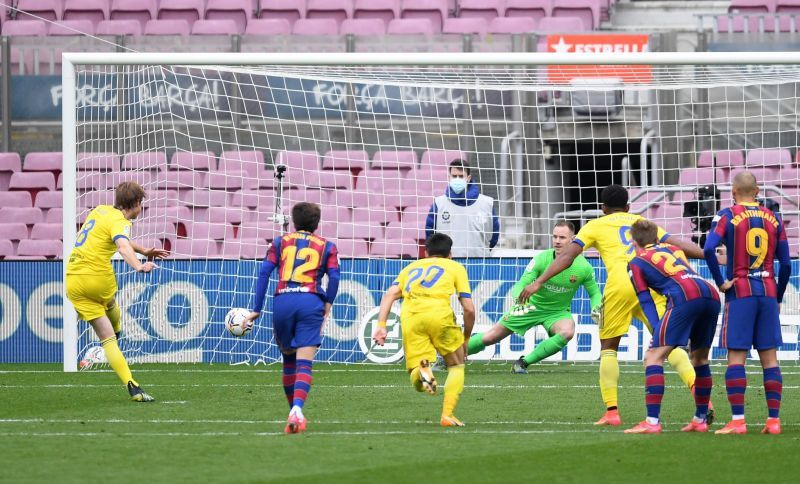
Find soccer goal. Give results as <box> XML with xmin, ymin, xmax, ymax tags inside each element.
<box><xmin>62</xmin><ymin>52</ymin><xmax>800</xmax><ymax>371</ymax></box>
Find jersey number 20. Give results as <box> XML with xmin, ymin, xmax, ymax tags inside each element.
<box><xmin>405</xmin><ymin>265</ymin><xmax>445</xmax><ymax>292</ymax></box>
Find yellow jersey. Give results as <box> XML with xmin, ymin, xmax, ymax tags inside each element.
<box><xmin>393</xmin><ymin>257</ymin><xmax>472</xmax><ymax>315</ymax></box>
<box><xmin>574</xmin><ymin>212</ymin><xmax>669</xmax><ymax>281</ymax></box>
<box><xmin>66</xmin><ymin>205</ymin><xmax>132</xmax><ymax>276</ymax></box>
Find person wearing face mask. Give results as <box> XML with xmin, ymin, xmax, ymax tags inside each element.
<box><xmin>425</xmin><ymin>159</ymin><xmax>499</xmax><ymax>257</ymax></box>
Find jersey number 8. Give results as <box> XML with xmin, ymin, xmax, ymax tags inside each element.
<box><xmin>74</xmin><ymin>219</ymin><xmax>96</xmax><ymax>247</ymax></box>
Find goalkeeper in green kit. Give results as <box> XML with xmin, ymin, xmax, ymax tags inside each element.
<box><xmin>467</xmin><ymin>221</ymin><xmax>603</xmax><ymax>373</ymax></box>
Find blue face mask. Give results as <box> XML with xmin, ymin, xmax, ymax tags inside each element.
<box><xmin>449</xmin><ymin>177</ymin><xmax>467</xmax><ymax>194</ymax></box>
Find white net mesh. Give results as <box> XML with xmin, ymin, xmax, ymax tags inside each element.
<box><xmin>69</xmin><ymin>59</ymin><xmax>800</xmax><ymax>365</ymax></box>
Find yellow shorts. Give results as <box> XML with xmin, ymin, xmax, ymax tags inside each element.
<box><xmin>598</xmin><ymin>281</ymin><xmax>665</xmax><ymax>339</ymax></box>
<box><xmin>401</xmin><ymin>310</ymin><xmax>464</xmax><ymax>371</ymax></box>
<box><xmin>65</xmin><ymin>274</ymin><xmax>117</xmax><ymax>321</ymax></box>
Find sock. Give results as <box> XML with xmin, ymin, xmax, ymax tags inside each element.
<box><xmin>100</xmin><ymin>336</ymin><xmax>135</xmax><ymax>386</ymax></box>
<box><xmin>442</xmin><ymin>364</ymin><xmax>465</xmax><ymax>417</ymax></box>
<box><xmin>282</xmin><ymin>353</ymin><xmax>297</xmax><ymax>408</ymax></box>
<box><xmin>467</xmin><ymin>333</ymin><xmax>485</xmax><ymax>355</ymax></box>
<box><xmin>106</xmin><ymin>304</ymin><xmax>121</xmax><ymax>339</ymax></box>
<box><xmin>667</xmin><ymin>347</ymin><xmax>695</xmax><ymax>390</ymax></box>
<box><xmin>693</xmin><ymin>364</ymin><xmax>713</xmax><ymax>421</ymax></box>
<box><xmin>599</xmin><ymin>349</ymin><xmax>619</xmax><ymax>409</ymax></box>
<box><xmin>644</xmin><ymin>365</ymin><xmax>665</xmax><ymax>423</ymax></box>
<box><xmin>725</xmin><ymin>364</ymin><xmax>747</xmax><ymax>420</ymax></box>
<box><xmin>763</xmin><ymin>366</ymin><xmax>782</xmax><ymax>419</ymax></box>
<box><xmin>410</xmin><ymin>367</ymin><xmax>424</xmax><ymax>392</ymax></box>
<box><xmin>292</xmin><ymin>359</ymin><xmax>313</xmax><ymax>410</ymax></box>
<box><xmin>523</xmin><ymin>333</ymin><xmax>568</xmax><ymax>365</ymax></box>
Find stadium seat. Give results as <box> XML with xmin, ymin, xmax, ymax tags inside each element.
<box><xmin>238</xmin><ymin>223</ymin><xmax>279</xmax><ymax>241</ymax></box>
<box><xmin>305</xmin><ymin>170</ymin><xmax>354</xmax><ymax>190</ymax></box>
<box><xmin>412</xmin><ymin>168</ymin><xmax>449</xmax><ymax>196</ymax></box>
<box><xmin>536</xmin><ymin>15</ymin><xmax>587</xmax><ymax>32</ymax></box>
<box><xmin>488</xmin><ymin>16</ymin><xmax>537</xmax><ymax>33</ymax></box>
<box><xmin>230</xmin><ymin>188</ymin><xmax>275</xmax><ymax>209</ymax></box>
<box><xmin>158</xmin><ymin>0</ymin><xmax>205</xmax><ymax>25</ymax></box>
<box><xmin>696</xmin><ymin>150</ymin><xmax>714</xmax><ymax>167</ymax></box>
<box><xmin>35</xmin><ymin>191</ymin><xmax>62</xmax><ymax>209</ymax></box>
<box><xmin>81</xmin><ymin>190</ymin><xmax>115</xmax><ymax>208</ymax></box>
<box><xmin>459</xmin><ymin>0</ymin><xmax>504</xmax><ymax>22</ymax></box>
<box><xmin>122</xmin><ymin>152</ymin><xmax>166</xmax><ymax>171</ymax></box>
<box><xmin>371</xmin><ymin>150</ymin><xmax>417</xmax><ymax>170</ymax></box>
<box><xmin>340</xmin><ymin>18</ymin><xmax>386</xmax><ymax>35</ymax></box>
<box><xmin>370</xmin><ymin>238</ymin><xmax>418</xmax><ymax>258</ymax></box>
<box><xmin>77</xmin><ymin>152</ymin><xmax>120</xmax><ymax>171</ymax></box>
<box><xmin>144</xmin><ymin>189</ymin><xmax>179</xmax><ymax>205</ymax></box>
<box><xmin>23</xmin><ymin>152</ymin><xmax>62</xmax><ymax>173</ymax></box>
<box><xmin>171</xmin><ymin>239</ymin><xmax>220</xmax><ymax>257</ymax></box>
<box><xmin>714</xmin><ymin>149</ymin><xmax>745</xmax><ymax>168</ymax></box>
<box><xmin>0</xmin><ymin>223</ymin><xmax>28</xmax><ymax>241</ymax></box>
<box><xmin>387</xmin><ymin>18</ymin><xmax>434</xmax><ymax>35</ymax></box>
<box><xmin>333</xmin><ymin>221</ymin><xmax>378</xmax><ymax>240</ymax></box>
<box><xmin>778</xmin><ymin>166</ymin><xmax>800</xmax><ymax>187</ymax></box>
<box><xmin>320</xmin><ymin>205</ymin><xmax>352</xmax><ymax>224</ymax></box>
<box><xmin>0</xmin><ymin>207</ymin><xmax>44</xmax><ymax>225</ymax></box>
<box><xmin>110</xmin><ymin>0</ymin><xmax>158</xmax><ymax>29</ymax></box>
<box><xmin>30</xmin><ymin>223</ymin><xmax>62</xmax><ymax>240</ymax></box>
<box><xmin>746</xmin><ymin>148</ymin><xmax>792</xmax><ymax>167</ymax></box>
<box><xmin>552</xmin><ymin>0</ymin><xmax>600</xmax><ymax>30</ymax></box>
<box><xmin>1</xmin><ymin>20</ymin><xmax>48</xmax><ymax>36</ymax></box>
<box><xmin>400</xmin><ymin>0</ymin><xmax>447</xmax><ymax>33</ymax></box>
<box><xmin>322</xmin><ymin>150</ymin><xmax>370</xmax><ymax>171</ymax></box>
<box><xmin>180</xmin><ymin>189</ymin><xmax>229</xmax><ymax>208</ymax></box>
<box><xmin>204</xmin><ymin>0</ymin><xmax>252</xmax><ymax>34</ymax></box>
<box><xmin>204</xmin><ymin>207</ymin><xmax>245</xmax><ymax>224</ymax></box>
<box><xmin>48</xmin><ymin>20</ymin><xmax>95</xmax><ymax>35</ymax></box>
<box><xmin>258</xmin><ymin>0</ymin><xmax>306</xmax><ymax>27</ymax></box>
<box><xmin>182</xmin><ymin>220</ymin><xmax>235</xmax><ymax>240</ymax></box>
<box><xmin>144</xmin><ymin>19</ymin><xmax>191</xmax><ymax>36</ymax></box>
<box><xmin>401</xmin><ymin>205</ymin><xmax>431</xmax><ymax>226</ymax></box>
<box><xmin>729</xmin><ymin>0</ymin><xmax>775</xmax><ymax>13</ymax></box>
<box><xmin>679</xmin><ymin>167</ymin><xmax>726</xmax><ymax>186</ymax></box>
<box><xmin>442</xmin><ymin>17</ymin><xmax>488</xmax><ymax>36</ymax></box>
<box><xmin>275</xmin><ymin>151</ymin><xmax>321</xmax><ymax>173</ymax></box>
<box><xmin>328</xmin><ymin>189</ymin><xmax>381</xmax><ymax>209</ymax></box>
<box><xmin>15</xmin><ymin>0</ymin><xmax>63</xmax><ymax>22</ymax></box>
<box><xmin>730</xmin><ymin>167</ymin><xmax>782</xmax><ymax>186</ymax></box>
<box><xmin>144</xmin><ymin>205</ymin><xmax>192</xmax><ymax>223</ymax></box>
<box><xmin>335</xmin><ymin>239</ymin><xmax>370</xmax><ymax>257</ymax></box>
<box><xmin>156</xmin><ymin>170</ymin><xmax>207</xmax><ymax>190</ymax></box>
<box><xmin>220</xmin><ymin>239</ymin><xmax>269</xmax><ymax>259</ymax></box>
<box><xmin>9</xmin><ymin>172</ymin><xmax>56</xmax><ymax>192</ymax></box>
<box><xmin>244</xmin><ymin>18</ymin><xmax>292</xmax><ymax>35</ymax></box>
<box><xmin>205</xmin><ymin>172</ymin><xmax>256</xmax><ymax>190</ymax></box>
<box><xmin>384</xmin><ymin>220</ymin><xmax>426</xmax><ymax>241</ymax></box>
<box><xmin>0</xmin><ymin>153</ymin><xmax>21</xmax><ymax>191</ymax></box>
<box><xmin>170</xmin><ymin>151</ymin><xmax>215</xmax><ymax>171</ymax></box>
<box><xmin>778</xmin><ymin>0</ymin><xmax>800</xmax><ymax>14</ymax></box>
<box><xmin>307</xmin><ymin>0</ymin><xmax>353</xmax><ymax>24</ymax></box>
<box><xmin>16</xmin><ymin>239</ymin><xmax>62</xmax><ymax>258</ymax></box>
<box><xmin>359</xmin><ymin>168</ymin><xmax>408</xmax><ymax>193</ymax></box>
<box><xmin>0</xmin><ymin>192</ymin><xmax>33</xmax><ymax>207</ymax></box>
<box><xmin>191</xmin><ymin>19</ymin><xmax>239</xmax><ymax>35</ymax></box>
<box><xmin>0</xmin><ymin>240</ymin><xmax>14</xmax><ymax>259</ymax></box>
<box><xmin>45</xmin><ymin>208</ymin><xmax>63</xmax><ymax>223</ymax></box>
<box><xmin>354</xmin><ymin>0</ymin><xmax>400</xmax><ymax>23</ymax></box>
<box><xmin>292</xmin><ymin>18</ymin><xmax>339</xmax><ymax>35</ymax></box>
<box><xmin>63</xmin><ymin>0</ymin><xmax>109</xmax><ymax>25</ymax></box>
<box><xmin>505</xmin><ymin>0</ymin><xmax>551</xmax><ymax>24</ymax></box>
<box><xmin>131</xmin><ymin>221</ymin><xmax>178</xmax><ymax>243</ymax></box>
<box><xmin>218</xmin><ymin>150</ymin><xmax>268</xmax><ymax>182</ymax></box>
<box><xmin>351</xmin><ymin>206</ymin><xmax>399</xmax><ymax>224</ymax></box>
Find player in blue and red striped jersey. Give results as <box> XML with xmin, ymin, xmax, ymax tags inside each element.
<box><xmin>623</xmin><ymin>220</ymin><xmax>721</xmax><ymax>434</ymax></box>
<box><xmin>703</xmin><ymin>171</ymin><xmax>791</xmax><ymax>435</ymax></box>
<box><xmin>244</xmin><ymin>202</ymin><xmax>340</xmax><ymax>434</ymax></box>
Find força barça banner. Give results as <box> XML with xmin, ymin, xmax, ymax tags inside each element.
<box><xmin>0</xmin><ymin>259</ymin><xmax>798</xmax><ymax>364</ymax></box>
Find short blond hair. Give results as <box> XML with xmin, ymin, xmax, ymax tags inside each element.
<box><xmin>630</xmin><ymin>220</ymin><xmax>659</xmax><ymax>247</ymax></box>
<box><xmin>115</xmin><ymin>181</ymin><xmax>146</xmax><ymax>210</ymax></box>
<box><xmin>732</xmin><ymin>170</ymin><xmax>758</xmax><ymax>197</ymax></box>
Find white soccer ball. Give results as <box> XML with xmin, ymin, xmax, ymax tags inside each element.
<box><xmin>79</xmin><ymin>345</ymin><xmax>107</xmax><ymax>370</ymax></box>
<box><xmin>225</xmin><ymin>308</ymin><xmax>252</xmax><ymax>337</ymax></box>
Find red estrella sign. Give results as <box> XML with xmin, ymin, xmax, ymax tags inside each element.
<box><xmin>545</xmin><ymin>34</ymin><xmax>652</xmax><ymax>84</ymax></box>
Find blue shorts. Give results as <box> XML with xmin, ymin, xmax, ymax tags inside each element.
<box><xmin>651</xmin><ymin>297</ymin><xmax>720</xmax><ymax>350</ymax></box>
<box><xmin>272</xmin><ymin>293</ymin><xmax>325</xmax><ymax>351</ymax></box>
<box><xmin>722</xmin><ymin>296</ymin><xmax>782</xmax><ymax>351</ymax></box>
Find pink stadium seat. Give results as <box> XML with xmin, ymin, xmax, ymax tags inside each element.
<box><xmin>219</xmin><ymin>150</ymin><xmax>268</xmax><ymax>179</ymax></box>
<box><xmin>292</xmin><ymin>18</ymin><xmax>339</xmax><ymax>35</ymax></box>
<box><xmin>220</xmin><ymin>239</ymin><xmax>269</xmax><ymax>259</ymax></box>
<box><xmin>387</xmin><ymin>18</ymin><xmax>434</xmax><ymax>35</ymax></box>
<box><xmin>63</xmin><ymin>0</ymin><xmax>109</xmax><ymax>25</ymax></box>
<box><xmin>420</xmin><ymin>150</ymin><xmax>468</xmax><ymax>169</ymax></box>
<box><xmin>156</xmin><ymin>170</ymin><xmax>207</xmax><ymax>189</ymax></box>
<box><xmin>131</xmin><ymin>220</ymin><xmax>178</xmax><ymax>243</ymax></box>
<box><xmin>258</xmin><ymin>0</ymin><xmax>306</xmax><ymax>27</ymax></box>
<box><xmin>132</xmin><ymin>238</ymin><xmax>166</xmax><ymax>252</ymax></box>
<box><xmin>328</xmin><ymin>189</ymin><xmax>381</xmax><ymax>209</ymax></box>
<box><xmin>97</xmin><ymin>20</ymin><xmax>144</xmax><ymax>36</ymax></box>
<box><xmin>679</xmin><ymin>168</ymin><xmax>725</xmax><ymax>186</ymax></box>
<box><xmin>0</xmin><ymin>153</ymin><xmax>22</xmax><ymax>191</ymax></box>
<box><xmin>401</xmin><ymin>205</ymin><xmax>430</xmax><ymax>226</ymax></box>
<box><xmin>443</xmin><ymin>17</ymin><xmax>488</xmax><ymax>36</ymax></box>
<box><xmin>45</xmin><ymin>208</ymin><xmax>63</xmax><ymax>223</ymax></box>
<box><xmin>245</xmin><ymin>18</ymin><xmax>292</xmax><ymax>35</ymax></box>
<box><xmin>1</xmin><ymin>20</ymin><xmax>48</xmax><ymax>36</ymax></box>
<box><xmin>400</xmin><ymin>0</ymin><xmax>447</xmax><ymax>33</ymax></box>
<box><xmin>0</xmin><ymin>223</ymin><xmax>29</xmax><ymax>241</ymax></box>
<box><xmin>143</xmin><ymin>205</ymin><xmax>192</xmax><ymax>223</ymax></box>
<box><xmin>0</xmin><ymin>191</ymin><xmax>33</xmax><ymax>208</ymax></box>
<box><xmin>746</xmin><ymin>148</ymin><xmax>792</xmax><ymax>167</ymax></box>
<box><xmin>354</xmin><ymin>0</ymin><xmax>400</xmax><ymax>23</ymax></box>
<box><xmin>122</xmin><ymin>152</ymin><xmax>166</xmax><ymax>171</ymax></box>
<box><xmin>340</xmin><ymin>18</ymin><xmax>386</xmax><ymax>35</ymax></box>
<box><xmin>171</xmin><ymin>239</ymin><xmax>220</xmax><ymax>257</ymax></box>
<box><xmin>144</xmin><ymin>189</ymin><xmax>179</xmax><ymax>205</ymax></box>
<box><xmin>205</xmin><ymin>0</ymin><xmax>252</xmax><ymax>34</ymax></box>
<box><xmin>729</xmin><ymin>0</ymin><xmax>775</xmax><ymax>13</ymax></box>
<box><xmin>412</xmin><ymin>168</ymin><xmax>449</xmax><ymax>196</ymax></box>
<box><xmin>335</xmin><ymin>239</ymin><xmax>370</xmax><ymax>258</ymax></box>
<box><xmin>384</xmin><ymin>220</ymin><xmax>426</xmax><ymax>241</ymax></box>
<box><xmin>552</xmin><ymin>0</ymin><xmax>600</xmax><ymax>30</ymax></box>
<box><xmin>180</xmin><ymin>189</ymin><xmax>229</xmax><ymax>207</ymax></box>
<box><xmin>359</xmin><ymin>168</ymin><xmax>407</xmax><ymax>193</ymax></box>
<box><xmin>305</xmin><ymin>170</ymin><xmax>354</xmax><ymax>190</ymax></box>
<box><xmin>238</xmin><ymin>223</ymin><xmax>279</xmax><ymax>241</ymax></box>
<box><xmin>48</xmin><ymin>20</ymin><xmax>95</xmax><ymax>35</ymax></box>
<box><xmin>371</xmin><ymin>150</ymin><xmax>417</xmax><ymax>170</ymax></box>
<box><xmin>0</xmin><ymin>240</ymin><xmax>14</xmax><ymax>259</ymax></box>
<box><xmin>0</xmin><ymin>207</ymin><xmax>44</xmax><ymax>225</ymax></box>
<box><xmin>16</xmin><ymin>0</ymin><xmax>63</xmax><ymax>22</ymax></box>
<box><xmin>321</xmin><ymin>205</ymin><xmax>352</xmax><ymax>224</ymax></box>
<box><xmin>322</xmin><ymin>150</ymin><xmax>369</xmax><ymax>171</ymax></box>
<box><xmin>158</xmin><ymin>0</ymin><xmax>205</xmax><ymax>25</ymax></box>
<box><xmin>30</xmin><ymin>223</ymin><xmax>62</xmax><ymax>240</ymax></box>
<box><xmin>16</xmin><ymin>239</ymin><xmax>62</xmax><ymax>258</ymax></box>
<box><xmin>371</xmin><ymin>238</ymin><xmax>418</xmax><ymax>258</ymax></box>
<box><xmin>334</xmin><ymin>222</ymin><xmax>379</xmax><ymax>240</ymax></box>
<box><xmin>352</xmin><ymin>206</ymin><xmax>399</xmax><ymax>225</ymax></box>
<box><xmin>144</xmin><ymin>19</ymin><xmax>191</xmax><ymax>36</ymax></box>
<box><xmin>24</xmin><ymin>152</ymin><xmax>62</xmax><ymax>172</ymax></box>
<box><xmin>459</xmin><ymin>0</ymin><xmax>504</xmax><ymax>22</ymax></box>
<box><xmin>191</xmin><ymin>19</ymin><xmax>239</xmax><ymax>35</ymax></box>
<box><xmin>714</xmin><ymin>149</ymin><xmax>745</xmax><ymax>168</ymax></box>
<box><xmin>110</xmin><ymin>0</ymin><xmax>158</xmax><ymax>29</ymax></box>
<box><xmin>182</xmin><ymin>220</ymin><xmax>235</xmax><ymax>240</ymax></box>
<box><xmin>275</xmin><ymin>151</ymin><xmax>320</xmax><ymax>172</ymax></box>
<box><xmin>77</xmin><ymin>152</ymin><xmax>119</xmax><ymax>171</ymax></box>
<box><xmin>171</xmin><ymin>151</ymin><xmax>216</xmax><ymax>171</ymax></box>
<box><xmin>730</xmin><ymin>167</ymin><xmax>782</xmax><ymax>186</ymax></box>
<box><xmin>81</xmin><ymin>190</ymin><xmax>115</xmax><ymax>208</ymax></box>
<box><xmin>205</xmin><ymin>172</ymin><xmax>256</xmax><ymax>190</ymax></box>
<box><xmin>35</xmin><ymin>191</ymin><xmax>62</xmax><ymax>209</ymax></box>
<box><xmin>307</xmin><ymin>0</ymin><xmax>353</xmax><ymax>24</ymax></box>
<box><xmin>697</xmin><ymin>150</ymin><xmax>714</xmax><ymax>167</ymax></box>
<box><xmin>230</xmin><ymin>189</ymin><xmax>275</xmax><ymax>209</ymax></box>
<box><xmin>9</xmin><ymin>172</ymin><xmax>56</xmax><ymax>191</ymax></box>
<box><xmin>204</xmin><ymin>207</ymin><xmax>245</xmax><ymax>224</ymax></box>
<box><xmin>505</xmin><ymin>0</ymin><xmax>551</xmax><ymax>24</ymax></box>
<box><xmin>536</xmin><ymin>15</ymin><xmax>587</xmax><ymax>32</ymax></box>
<box><xmin>778</xmin><ymin>0</ymin><xmax>800</xmax><ymax>12</ymax></box>
<box><xmin>488</xmin><ymin>16</ymin><xmax>537</xmax><ymax>33</ymax></box>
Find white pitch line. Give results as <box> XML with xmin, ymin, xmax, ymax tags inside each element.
<box><xmin>3</xmin><ymin>383</ymin><xmax>800</xmax><ymax>390</ymax></box>
<box><xmin>0</xmin><ymin>429</ymin><xmax>602</xmax><ymax>437</ymax></box>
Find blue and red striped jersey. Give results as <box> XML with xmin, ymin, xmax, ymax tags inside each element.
<box><xmin>266</xmin><ymin>231</ymin><xmax>339</xmax><ymax>297</ymax></box>
<box><xmin>707</xmin><ymin>202</ymin><xmax>787</xmax><ymax>300</ymax></box>
<box><xmin>629</xmin><ymin>243</ymin><xmax>719</xmax><ymax>308</ymax></box>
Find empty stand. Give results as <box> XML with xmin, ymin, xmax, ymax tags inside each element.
<box><xmin>552</xmin><ymin>0</ymin><xmax>600</xmax><ymax>30</ymax></box>
<box><xmin>63</xmin><ymin>0</ymin><xmax>110</xmax><ymax>25</ymax></box>
<box><xmin>15</xmin><ymin>0</ymin><xmax>63</xmax><ymax>22</ymax></box>
<box><xmin>340</xmin><ymin>18</ymin><xmax>386</xmax><ymax>35</ymax></box>
<box><xmin>387</xmin><ymin>18</ymin><xmax>434</xmax><ymax>35</ymax></box>
<box><xmin>488</xmin><ymin>16</ymin><xmax>537</xmax><ymax>33</ymax></box>
<box><xmin>505</xmin><ymin>0</ymin><xmax>551</xmax><ymax>24</ymax></box>
<box><xmin>354</xmin><ymin>0</ymin><xmax>400</xmax><ymax>23</ymax></box>
<box><xmin>258</xmin><ymin>0</ymin><xmax>306</xmax><ymax>27</ymax></box>
<box><xmin>110</xmin><ymin>0</ymin><xmax>158</xmax><ymax>29</ymax></box>
<box><xmin>443</xmin><ymin>17</ymin><xmax>487</xmax><ymax>36</ymax></box>
<box><xmin>307</xmin><ymin>0</ymin><xmax>353</xmax><ymax>24</ymax></box>
<box><xmin>191</xmin><ymin>19</ymin><xmax>240</xmax><ymax>35</ymax></box>
<box><xmin>48</xmin><ymin>20</ymin><xmax>95</xmax><ymax>35</ymax></box>
<box><xmin>400</xmin><ymin>0</ymin><xmax>448</xmax><ymax>33</ymax></box>
<box><xmin>144</xmin><ymin>19</ymin><xmax>192</xmax><ymax>36</ymax></box>
<box><xmin>459</xmin><ymin>0</ymin><xmax>504</xmax><ymax>22</ymax></box>
<box><xmin>245</xmin><ymin>18</ymin><xmax>292</xmax><ymax>35</ymax></box>
<box><xmin>205</xmin><ymin>0</ymin><xmax>252</xmax><ymax>34</ymax></box>
<box><xmin>157</xmin><ymin>0</ymin><xmax>205</xmax><ymax>26</ymax></box>
<box><xmin>292</xmin><ymin>18</ymin><xmax>339</xmax><ymax>35</ymax></box>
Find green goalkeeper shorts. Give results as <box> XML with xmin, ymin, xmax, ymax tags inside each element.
<box><xmin>499</xmin><ymin>309</ymin><xmax>574</xmax><ymax>336</ymax></box>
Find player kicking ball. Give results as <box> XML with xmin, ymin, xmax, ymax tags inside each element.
<box><xmin>372</xmin><ymin>233</ymin><xmax>476</xmax><ymax>427</ymax></box>
<box><xmin>244</xmin><ymin>202</ymin><xmax>340</xmax><ymax>434</ymax></box>
<box><xmin>623</xmin><ymin>221</ymin><xmax>721</xmax><ymax>434</ymax></box>
<box><xmin>703</xmin><ymin>171</ymin><xmax>791</xmax><ymax>435</ymax></box>
<box><xmin>466</xmin><ymin>221</ymin><xmax>601</xmax><ymax>373</ymax></box>
<box><xmin>65</xmin><ymin>182</ymin><xmax>167</xmax><ymax>402</ymax></box>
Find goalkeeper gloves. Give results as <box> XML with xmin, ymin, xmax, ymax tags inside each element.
<box><xmin>509</xmin><ymin>303</ymin><xmax>536</xmax><ymax>317</ymax></box>
<box><xmin>591</xmin><ymin>304</ymin><xmax>603</xmax><ymax>326</ymax></box>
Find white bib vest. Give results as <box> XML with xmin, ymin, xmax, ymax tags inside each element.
<box><xmin>434</xmin><ymin>194</ymin><xmax>495</xmax><ymax>257</ymax></box>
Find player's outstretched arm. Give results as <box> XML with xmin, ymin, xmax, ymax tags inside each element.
<box><xmin>518</xmin><ymin>243</ymin><xmax>582</xmax><ymax>302</ymax></box>
<box><xmin>373</xmin><ymin>285</ymin><xmax>402</xmax><ymax>346</ymax></box>
<box><xmin>129</xmin><ymin>240</ymin><xmax>169</xmax><ymax>259</ymax></box>
<box><xmin>663</xmin><ymin>235</ymin><xmax>703</xmax><ymax>259</ymax></box>
<box><xmin>459</xmin><ymin>296</ymin><xmax>476</xmax><ymax>342</ymax></box>
<box><xmin>115</xmin><ymin>238</ymin><xmax>158</xmax><ymax>273</ymax></box>
<box><xmin>245</xmin><ymin>255</ymin><xmax>278</xmax><ymax>326</ymax></box>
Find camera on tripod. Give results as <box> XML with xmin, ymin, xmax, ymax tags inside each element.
<box><xmin>682</xmin><ymin>185</ymin><xmax>720</xmax><ymax>248</ymax></box>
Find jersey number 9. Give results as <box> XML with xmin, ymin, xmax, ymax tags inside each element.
<box><xmin>746</xmin><ymin>227</ymin><xmax>769</xmax><ymax>269</ymax></box>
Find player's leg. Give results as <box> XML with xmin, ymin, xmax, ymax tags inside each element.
<box><xmin>284</xmin><ymin>294</ymin><xmax>325</xmax><ymax>433</ymax></box>
<box><xmin>754</xmin><ymin>297</ymin><xmax>783</xmax><ymax>435</ymax></box>
<box><xmin>682</xmin><ymin>298</ymin><xmax>719</xmax><ymax>432</ymax></box>
<box><xmin>637</xmin><ymin>297</ymin><xmax>696</xmax><ymax>391</ymax></box>
<box><xmin>624</xmin><ymin>344</ymin><xmax>672</xmax><ymax>434</ymax></box>
<box><xmin>434</xmin><ymin>317</ymin><xmax>467</xmax><ymax>427</ymax></box>
<box><xmin>519</xmin><ymin>314</ymin><xmax>574</xmax><ymax>368</ymax></box>
<box><xmin>271</xmin><ymin>297</ymin><xmax>299</xmax><ymax>411</ymax></box>
<box><xmin>88</xmin><ymin>315</ymin><xmax>153</xmax><ymax>402</ymax></box>
<box><xmin>466</xmin><ymin>321</ymin><xmax>512</xmax><ymax>355</ymax></box>
<box><xmin>716</xmin><ymin>298</ymin><xmax>756</xmax><ymax>435</ymax></box>
<box><xmin>106</xmin><ymin>300</ymin><xmax>122</xmax><ymax>340</ymax></box>
<box><xmin>403</xmin><ymin>314</ymin><xmax>438</xmax><ymax>394</ymax></box>
<box><xmin>281</xmin><ymin>349</ymin><xmax>297</xmax><ymax>409</ymax></box>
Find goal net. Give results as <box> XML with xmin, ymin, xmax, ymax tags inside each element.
<box><xmin>62</xmin><ymin>53</ymin><xmax>800</xmax><ymax>371</ymax></box>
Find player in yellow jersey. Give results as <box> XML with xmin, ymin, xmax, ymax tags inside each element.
<box><xmin>373</xmin><ymin>233</ymin><xmax>476</xmax><ymax>427</ymax></box>
<box><xmin>519</xmin><ymin>185</ymin><xmax>706</xmax><ymax>425</ymax></box>
<box><xmin>66</xmin><ymin>181</ymin><xmax>168</xmax><ymax>402</ymax></box>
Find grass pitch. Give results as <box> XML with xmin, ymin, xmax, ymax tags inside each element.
<box><xmin>1</xmin><ymin>362</ymin><xmax>798</xmax><ymax>483</ymax></box>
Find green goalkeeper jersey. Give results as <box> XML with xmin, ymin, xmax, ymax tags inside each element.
<box><xmin>512</xmin><ymin>249</ymin><xmax>602</xmax><ymax>313</ymax></box>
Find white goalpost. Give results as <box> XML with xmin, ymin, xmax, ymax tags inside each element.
<box><xmin>62</xmin><ymin>52</ymin><xmax>800</xmax><ymax>372</ymax></box>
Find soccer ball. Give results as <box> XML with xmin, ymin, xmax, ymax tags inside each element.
<box><xmin>225</xmin><ymin>308</ymin><xmax>252</xmax><ymax>337</ymax></box>
<box><xmin>79</xmin><ymin>345</ymin><xmax>107</xmax><ymax>370</ymax></box>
